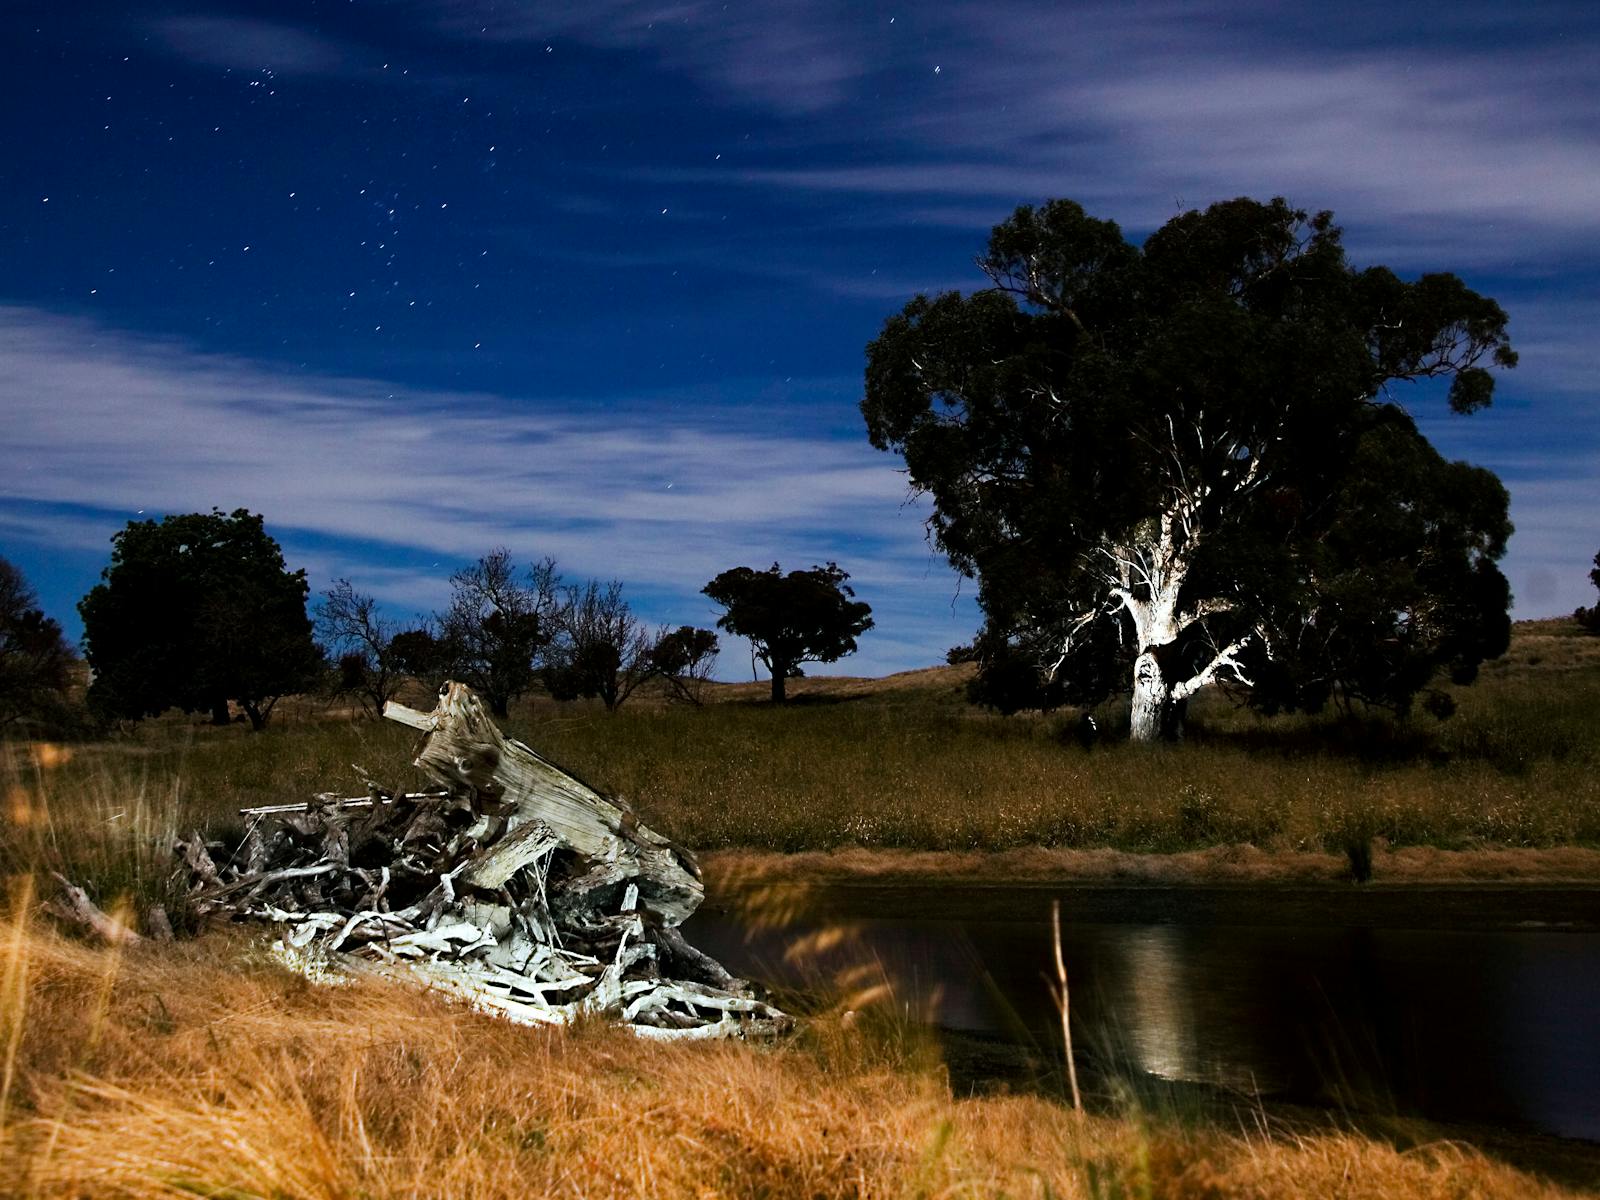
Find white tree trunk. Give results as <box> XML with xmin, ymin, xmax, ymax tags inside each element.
<box><xmin>1129</xmin><ymin>646</ymin><xmax>1191</xmax><ymax>743</ymax></box>
<box><xmin>1128</xmin><ymin>649</ymin><xmax>1172</xmax><ymax>743</ymax></box>
<box><xmin>1123</xmin><ymin>575</ymin><xmax>1186</xmax><ymax>743</ymax></box>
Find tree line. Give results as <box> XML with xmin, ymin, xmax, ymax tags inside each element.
<box><xmin>317</xmin><ymin>548</ymin><xmax>728</xmax><ymax>721</ymax></box>
<box><xmin>0</xmin><ymin>511</ymin><xmax>875</xmax><ymax>733</ymax></box>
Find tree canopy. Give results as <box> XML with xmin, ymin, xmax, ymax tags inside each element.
<box><xmin>0</xmin><ymin>556</ymin><xmax>78</xmax><ymax>734</ymax></box>
<box><xmin>862</xmin><ymin>196</ymin><xmax>1517</xmax><ymax>740</ymax></box>
<box><xmin>78</xmin><ymin>509</ymin><xmax>322</xmax><ymax>729</ymax></box>
<box><xmin>703</xmin><ymin>563</ymin><xmax>873</xmax><ymax>703</ymax></box>
<box><xmin>542</xmin><ymin>578</ymin><xmax>651</xmax><ymax>712</ymax></box>
<box><xmin>648</xmin><ymin>625</ymin><xmax>721</xmax><ymax>705</ymax></box>
<box><xmin>1575</xmin><ymin>552</ymin><xmax>1600</xmax><ymax>633</ymax></box>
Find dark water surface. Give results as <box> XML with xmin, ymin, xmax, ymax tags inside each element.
<box><xmin>686</xmin><ymin>884</ymin><xmax>1600</xmax><ymax>1143</ymax></box>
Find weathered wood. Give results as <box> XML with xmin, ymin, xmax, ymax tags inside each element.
<box><xmin>145</xmin><ymin>903</ymin><xmax>175</xmax><ymax>942</ymax></box>
<box><xmin>44</xmin><ymin>873</ymin><xmax>141</xmax><ymax>944</ymax></box>
<box><xmin>385</xmin><ymin>684</ymin><xmax>703</xmax><ymax>926</ymax></box>
<box><xmin>238</xmin><ymin>790</ymin><xmax>449</xmax><ymax>817</ymax></box>
<box><xmin>463</xmin><ymin>820</ymin><xmax>559</xmax><ymax>889</ymax></box>
<box><xmin>177</xmin><ymin>682</ymin><xmax>785</xmax><ymax>1042</ymax></box>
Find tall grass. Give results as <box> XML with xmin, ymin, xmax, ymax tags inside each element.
<box><xmin>7</xmin><ymin>626</ymin><xmax>1598</xmax><ymax>878</ymax></box>
<box><xmin>515</xmin><ymin>636</ymin><xmax>1600</xmax><ymax>855</ymax></box>
<box><xmin>0</xmin><ymin>911</ymin><xmax>1583</xmax><ymax>1199</ymax></box>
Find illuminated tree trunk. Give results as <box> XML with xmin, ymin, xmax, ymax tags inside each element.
<box><xmin>1091</xmin><ymin>502</ymin><xmax>1255</xmax><ymax>744</ymax></box>
<box><xmin>1129</xmin><ymin>649</ymin><xmax>1175</xmax><ymax>743</ymax></box>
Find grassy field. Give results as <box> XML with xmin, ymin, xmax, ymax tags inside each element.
<box><xmin>5</xmin><ymin>620</ymin><xmax>1597</xmax><ymax>908</ymax></box>
<box><xmin>2</xmin><ymin>622</ymin><xmax>1598</xmax><ymax>1196</ymax></box>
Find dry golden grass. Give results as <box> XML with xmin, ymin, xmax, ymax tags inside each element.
<box><xmin>0</xmin><ymin>907</ymin><xmax>1585</xmax><ymax>1200</ymax></box>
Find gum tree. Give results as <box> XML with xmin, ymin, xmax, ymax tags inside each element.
<box><xmin>863</xmin><ymin>197</ymin><xmax>1517</xmax><ymax>741</ymax></box>
<box><xmin>438</xmin><ymin>549</ymin><xmax>561</xmax><ymax>718</ymax></box>
<box><xmin>79</xmin><ymin>509</ymin><xmax>321</xmax><ymax>730</ymax></box>
<box><xmin>703</xmin><ymin>563</ymin><xmax>873</xmax><ymax>703</ymax></box>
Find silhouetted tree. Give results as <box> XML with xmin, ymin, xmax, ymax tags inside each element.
<box><xmin>78</xmin><ymin>509</ymin><xmax>322</xmax><ymax>730</ymax></box>
<box><xmin>703</xmin><ymin>563</ymin><xmax>873</xmax><ymax>703</ymax></box>
<box><xmin>438</xmin><ymin>549</ymin><xmax>561</xmax><ymax>717</ymax></box>
<box><xmin>0</xmin><ymin>556</ymin><xmax>78</xmax><ymax>733</ymax></box>
<box><xmin>864</xmin><ymin>196</ymin><xmax>1516</xmax><ymax>740</ymax></box>
<box><xmin>543</xmin><ymin>579</ymin><xmax>652</xmax><ymax>711</ymax></box>
<box><xmin>648</xmin><ymin>625</ymin><xmax>720</xmax><ymax>705</ymax></box>
<box><xmin>389</xmin><ymin>626</ymin><xmax>456</xmax><ymax>697</ymax></box>
<box><xmin>1575</xmin><ymin>551</ymin><xmax>1600</xmax><ymax>633</ymax></box>
<box><xmin>316</xmin><ymin>579</ymin><xmax>406</xmax><ymax>717</ymax></box>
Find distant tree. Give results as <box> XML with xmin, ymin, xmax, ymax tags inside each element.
<box><xmin>0</xmin><ymin>556</ymin><xmax>78</xmax><ymax>733</ymax></box>
<box><xmin>1575</xmin><ymin>551</ymin><xmax>1600</xmax><ymax>633</ymax></box>
<box><xmin>438</xmin><ymin>549</ymin><xmax>561</xmax><ymax>717</ymax></box>
<box><xmin>863</xmin><ymin>196</ymin><xmax>1516</xmax><ymax>740</ymax></box>
<box><xmin>78</xmin><ymin>509</ymin><xmax>322</xmax><ymax>730</ymax></box>
<box><xmin>543</xmin><ymin>579</ymin><xmax>653</xmax><ymax>712</ymax></box>
<box><xmin>648</xmin><ymin>625</ymin><xmax>721</xmax><ymax>705</ymax></box>
<box><xmin>388</xmin><ymin>625</ymin><xmax>456</xmax><ymax>697</ymax></box>
<box><xmin>702</xmin><ymin>563</ymin><xmax>873</xmax><ymax>703</ymax></box>
<box><xmin>316</xmin><ymin>579</ymin><xmax>406</xmax><ymax>717</ymax></box>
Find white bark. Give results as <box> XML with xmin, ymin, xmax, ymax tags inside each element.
<box><xmin>385</xmin><ymin>684</ymin><xmax>702</xmax><ymax>926</ymax></box>
<box><xmin>1075</xmin><ymin>479</ymin><xmax>1261</xmax><ymax>742</ymax></box>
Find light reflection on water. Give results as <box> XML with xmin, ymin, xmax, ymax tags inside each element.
<box><xmin>685</xmin><ymin>896</ymin><xmax>1600</xmax><ymax>1141</ymax></box>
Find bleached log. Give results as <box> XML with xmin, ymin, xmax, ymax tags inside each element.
<box><xmin>385</xmin><ymin>684</ymin><xmax>703</xmax><ymax>925</ymax></box>
<box><xmin>44</xmin><ymin>873</ymin><xmax>141</xmax><ymax>945</ymax></box>
<box><xmin>180</xmin><ymin>683</ymin><xmax>786</xmax><ymax>1042</ymax></box>
<box><xmin>463</xmin><ymin>821</ymin><xmax>559</xmax><ymax>889</ymax></box>
<box><xmin>238</xmin><ymin>790</ymin><xmax>450</xmax><ymax>817</ymax></box>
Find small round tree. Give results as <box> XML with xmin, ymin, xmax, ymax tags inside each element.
<box><xmin>703</xmin><ymin>563</ymin><xmax>873</xmax><ymax>703</ymax></box>
<box><xmin>79</xmin><ymin>509</ymin><xmax>322</xmax><ymax>730</ymax></box>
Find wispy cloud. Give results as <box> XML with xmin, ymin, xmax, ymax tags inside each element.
<box><xmin>0</xmin><ymin>305</ymin><xmax>969</xmax><ymax>675</ymax></box>
<box><xmin>422</xmin><ymin>0</ymin><xmax>881</xmax><ymax>115</ymax></box>
<box><xmin>155</xmin><ymin>16</ymin><xmax>355</xmax><ymax>75</ymax></box>
<box><xmin>520</xmin><ymin>0</ymin><xmax>1600</xmax><ymax>270</ymax></box>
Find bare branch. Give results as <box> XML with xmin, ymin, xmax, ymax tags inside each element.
<box><xmin>1171</xmin><ymin>636</ymin><xmax>1256</xmax><ymax>702</ymax></box>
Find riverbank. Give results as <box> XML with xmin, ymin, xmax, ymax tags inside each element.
<box><xmin>702</xmin><ymin>843</ymin><xmax>1600</xmax><ymax>888</ymax></box>
<box><xmin>697</xmin><ymin>846</ymin><xmax>1600</xmax><ymax>933</ymax></box>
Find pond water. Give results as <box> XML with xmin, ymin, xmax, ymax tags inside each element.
<box><xmin>685</xmin><ymin>884</ymin><xmax>1600</xmax><ymax>1143</ymax></box>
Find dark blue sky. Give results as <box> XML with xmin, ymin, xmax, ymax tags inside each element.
<box><xmin>3</xmin><ymin>0</ymin><xmax>1597</xmax><ymax>676</ymax></box>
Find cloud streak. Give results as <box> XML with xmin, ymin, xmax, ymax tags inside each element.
<box><xmin>0</xmin><ymin>305</ymin><xmax>969</xmax><ymax>676</ymax></box>
<box><xmin>155</xmin><ymin>16</ymin><xmax>355</xmax><ymax>75</ymax></box>
<box><xmin>525</xmin><ymin>0</ymin><xmax>1600</xmax><ymax>270</ymax></box>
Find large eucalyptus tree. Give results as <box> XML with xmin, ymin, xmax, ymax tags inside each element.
<box><xmin>863</xmin><ymin>197</ymin><xmax>1517</xmax><ymax>741</ymax></box>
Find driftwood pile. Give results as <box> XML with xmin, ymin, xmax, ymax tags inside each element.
<box><xmin>176</xmin><ymin>682</ymin><xmax>786</xmax><ymax>1040</ymax></box>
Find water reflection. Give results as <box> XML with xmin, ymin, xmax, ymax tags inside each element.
<box><xmin>685</xmin><ymin>894</ymin><xmax>1600</xmax><ymax>1141</ymax></box>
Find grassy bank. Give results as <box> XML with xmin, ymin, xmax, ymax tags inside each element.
<box><xmin>6</xmin><ymin>622</ymin><xmax>1597</xmax><ymax>908</ymax></box>
<box><xmin>0</xmin><ymin>907</ymin><xmax>1587</xmax><ymax>1199</ymax></box>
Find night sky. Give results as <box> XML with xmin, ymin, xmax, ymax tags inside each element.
<box><xmin>3</xmin><ymin>1</ymin><xmax>1597</xmax><ymax>678</ymax></box>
